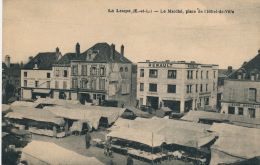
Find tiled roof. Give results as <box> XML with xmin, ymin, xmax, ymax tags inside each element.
<box><xmin>55</xmin><ymin>53</ymin><xmax>77</xmax><ymax>65</ymax></box>
<box><xmin>77</xmin><ymin>43</ymin><xmax>132</xmax><ymax>63</ymax></box>
<box><xmin>23</xmin><ymin>52</ymin><xmax>58</xmax><ymax>70</ymax></box>
<box><xmin>227</xmin><ymin>51</ymin><xmax>260</xmax><ymax>80</ymax></box>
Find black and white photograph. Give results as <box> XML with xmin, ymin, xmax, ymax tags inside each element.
<box><xmin>2</xmin><ymin>0</ymin><xmax>260</xmax><ymax>164</ymax></box>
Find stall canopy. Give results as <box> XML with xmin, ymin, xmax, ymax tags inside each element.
<box><xmin>155</xmin><ymin>107</ymin><xmax>172</xmax><ymax>118</ymax></box>
<box><xmin>218</xmin><ymin>156</ymin><xmax>260</xmax><ymax>165</ymax></box>
<box><xmin>21</xmin><ymin>140</ymin><xmax>104</xmax><ymax>165</ymax></box>
<box><xmin>5</xmin><ymin>106</ymin><xmax>65</xmax><ymax>125</ymax></box>
<box><xmin>35</xmin><ymin>98</ymin><xmax>81</xmax><ymax>106</ymax></box>
<box><xmin>10</xmin><ymin>101</ymin><xmax>39</xmax><ymax>109</ymax></box>
<box><xmin>44</xmin><ymin>105</ymin><xmax>125</xmax><ymax>129</ymax></box>
<box><xmin>124</xmin><ymin>107</ymin><xmax>150</xmax><ymax>118</ymax></box>
<box><xmin>2</xmin><ymin>104</ymin><xmax>11</xmax><ymax>114</ymax></box>
<box><xmin>209</xmin><ymin>123</ymin><xmax>260</xmax><ymax>165</ymax></box>
<box><xmin>181</xmin><ymin>110</ymin><xmax>260</xmax><ymax>128</ymax></box>
<box><xmin>107</xmin><ymin>127</ymin><xmax>166</xmax><ymax>147</ymax></box>
<box><xmin>108</xmin><ymin>117</ymin><xmax>215</xmax><ymax>148</ymax></box>
<box><xmin>33</xmin><ymin>89</ymin><xmax>51</xmax><ymax>94</ymax></box>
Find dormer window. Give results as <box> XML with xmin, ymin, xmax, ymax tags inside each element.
<box><xmin>237</xmin><ymin>68</ymin><xmax>246</xmax><ymax>79</ymax></box>
<box><xmin>250</xmin><ymin>69</ymin><xmax>259</xmax><ymax>81</ymax></box>
<box><xmin>33</xmin><ymin>59</ymin><xmax>41</xmax><ymax>69</ymax></box>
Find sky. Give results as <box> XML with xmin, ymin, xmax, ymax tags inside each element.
<box><xmin>2</xmin><ymin>0</ymin><xmax>260</xmax><ymax>69</ymax></box>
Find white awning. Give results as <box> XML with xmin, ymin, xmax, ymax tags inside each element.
<box><xmin>33</xmin><ymin>89</ymin><xmax>51</xmax><ymax>94</ymax></box>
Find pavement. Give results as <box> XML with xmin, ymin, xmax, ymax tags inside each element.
<box><xmin>31</xmin><ymin>131</ymin><xmax>193</xmax><ymax>165</ymax></box>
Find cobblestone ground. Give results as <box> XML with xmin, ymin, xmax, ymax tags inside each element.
<box><xmin>32</xmin><ymin>132</ymin><xmax>192</xmax><ymax>165</ymax></box>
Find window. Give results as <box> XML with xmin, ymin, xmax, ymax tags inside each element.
<box><xmin>100</xmin><ymin>67</ymin><xmax>105</xmax><ymax>76</ymax></box>
<box><xmin>90</xmin><ymin>66</ymin><xmax>97</xmax><ymax>75</ymax></box>
<box><xmin>63</xmin><ymin>70</ymin><xmax>68</xmax><ymax>77</ymax></box>
<box><xmin>186</xmin><ymin>85</ymin><xmax>192</xmax><ymax>93</ymax></box>
<box><xmin>72</xmin><ymin>65</ymin><xmax>78</xmax><ymax>75</ymax></box>
<box><xmin>82</xmin><ymin>65</ymin><xmax>87</xmax><ymax>76</ymax></box>
<box><xmin>196</xmin><ymin>71</ymin><xmax>198</xmax><ymax>79</ymax></box>
<box><xmin>229</xmin><ymin>88</ymin><xmax>235</xmax><ymax>100</ymax></box>
<box><xmin>99</xmin><ymin>79</ymin><xmax>105</xmax><ymax>90</ymax></box>
<box><xmin>92</xmin><ymin>79</ymin><xmax>97</xmax><ymax>90</ymax></box>
<box><xmin>24</xmin><ymin>72</ymin><xmax>27</xmax><ymax>77</ymax></box>
<box><xmin>47</xmin><ymin>73</ymin><xmax>50</xmax><ymax>78</ymax></box>
<box><xmin>149</xmin><ymin>83</ymin><xmax>157</xmax><ymax>92</ymax></box>
<box><xmin>205</xmin><ymin>97</ymin><xmax>209</xmax><ymax>105</ymax></box>
<box><xmin>72</xmin><ymin>79</ymin><xmax>78</xmax><ymax>89</ymax></box>
<box><xmin>140</xmin><ymin>83</ymin><xmax>144</xmax><ymax>91</ymax></box>
<box><xmin>149</xmin><ymin>69</ymin><xmax>158</xmax><ymax>78</ymax></box>
<box><xmin>81</xmin><ymin>79</ymin><xmax>87</xmax><ymax>89</ymax></box>
<box><xmin>228</xmin><ymin>107</ymin><xmax>235</xmax><ymax>114</ymax></box>
<box><xmin>35</xmin><ymin>81</ymin><xmax>39</xmax><ymax>87</ymax></box>
<box><xmin>200</xmin><ymin>84</ymin><xmax>203</xmax><ymax>92</ymax></box>
<box><xmin>213</xmin><ymin>83</ymin><xmax>215</xmax><ymax>91</ymax></box>
<box><xmin>125</xmin><ymin>67</ymin><xmax>128</xmax><ymax>72</ymax></box>
<box><xmin>206</xmin><ymin>84</ymin><xmax>208</xmax><ymax>91</ymax></box>
<box><xmin>168</xmin><ymin>70</ymin><xmax>177</xmax><ymax>79</ymax></box>
<box><xmin>187</xmin><ymin>70</ymin><xmax>193</xmax><ymax>79</ymax></box>
<box><xmin>167</xmin><ymin>85</ymin><xmax>176</xmax><ymax>93</ymax></box>
<box><xmin>238</xmin><ymin>107</ymin><xmax>243</xmax><ymax>115</ymax></box>
<box><xmin>206</xmin><ymin>71</ymin><xmax>209</xmax><ymax>79</ymax></box>
<box><xmin>55</xmin><ymin>69</ymin><xmax>60</xmax><ymax>77</ymax></box>
<box><xmin>120</xmin><ymin>67</ymin><xmax>123</xmax><ymax>72</ymax></box>
<box><xmin>214</xmin><ymin>71</ymin><xmax>216</xmax><ymax>78</ymax></box>
<box><xmin>102</xmin><ymin>95</ymin><xmax>106</xmax><ymax>100</ymax></box>
<box><xmin>55</xmin><ymin>81</ymin><xmax>59</xmax><ymax>89</ymax></box>
<box><xmin>24</xmin><ymin>80</ymin><xmax>27</xmax><ymax>87</ymax></box>
<box><xmin>201</xmin><ymin>71</ymin><xmax>203</xmax><ymax>79</ymax></box>
<box><xmin>249</xmin><ymin>88</ymin><xmax>257</xmax><ymax>102</ymax></box>
<box><xmin>140</xmin><ymin>69</ymin><xmax>144</xmax><ymax>77</ymax></box>
<box><xmin>63</xmin><ymin>81</ymin><xmax>67</xmax><ymax>89</ymax></box>
<box><xmin>93</xmin><ymin>94</ymin><xmax>97</xmax><ymax>100</ymax></box>
<box><xmin>47</xmin><ymin>81</ymin><xmax>50</xmax><ymax>88</ymax></box>
<box><xmin>196</xmin><ymin>84</ymin><xmax>198</xmax><ymax>92</ymax></box>
<box><xmin>248</xmin><ymin>108</ymin><xmax>255</xmax><ymax>118</ymax></box>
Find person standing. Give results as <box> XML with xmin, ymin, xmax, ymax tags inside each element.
<box><xmin>85</xmin><ymin>132</ymin><xmax>91</xmax><ymax>149</ymax></box>
<box><xmin>126</xmin><ymin>155</ymin><xmax>133</xmax><ymax>165</ymax></box>
<box><xmin>109</xmin><ymin>157</ymin><xmax>116</xmax><ymax>165</ymax></box>
<box><xmin>53</xmin><ymin>126</ymin><xmax>57</xmax><ymax>138</ymax></box>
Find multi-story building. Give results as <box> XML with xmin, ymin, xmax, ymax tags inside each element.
<box><xmin>21</xmin><ymin>48</ymin><xmax>62</xmax><ymax>99</ymax></box>
<box><xmin>52</xmin><ymin>43</ymin><xmax>133</xmax><ymax>107</ymax></box>
<box><xmin>137</xmin><ymin>60</ymin><xmax>219</xmax><ymax>113</ymax></box>
<box><xmin>221</xmin><ymin>49</ymin><xmax>260</xmax><ymax>118</ymax></box>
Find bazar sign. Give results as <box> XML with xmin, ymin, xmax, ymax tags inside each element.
<box><xmin>199</xmin><ymin>92</ymin><xmax>211</xmax><ymax>96</ymax></box>
<box><xmin>148</xmin><ymin>63</ymin><xmax>173</xmax><ymax>68</ymax></box>
<box><xmin>229</xmin><ymin>103</ymin><xmax>260</xmax><ymax>108</ymax></box>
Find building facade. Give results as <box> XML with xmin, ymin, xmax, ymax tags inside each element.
<box><xmin>137</xmin><ymin>61</ymin><xmax>219</xmax><ymax>113</ymax></box>
<box><xmin>21</xmin><ymin>48</ymin><xmax>61</xmax><ymax>99</ymax></box>
<box><xmin>221</xmin><ymin>49</ymin><xmax>260</xmax><ymax>118</ymax></box>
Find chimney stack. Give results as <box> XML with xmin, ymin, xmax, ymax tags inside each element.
<box><xmin>111</xmin><ymin>44</ymin><xmax>115</xmax><ymax>60</ymax></box>
<box><xmin>56</xmin><ymin>47</ymin><xmax>59</xmax><ymax>54</ymax></box>
<box><xmin>121</xmin><ymin>45</ymin><xmax>124</xmax><ymax>57</ymax></box>
<box><xmin>29</xmin><ymin>56</ymin><xmax>33</xmax><ymax>62</ymax></box>
<box><xmin>76</xmin><ymin>43</ymin><xmax>80</xmax><ymax>56</ymax></box>
<box><xmin>258</xmin><ymin>48</ymin><xmax>260</xmax><ymax>54</ymax></box>
<box><xmin>228</xmin><ymin>66</ymin><xmax>233</xmax><ymax>74</ymax></box>
<box><xmin>5</xmin><ymin>55</ymin><xmax>10</xmax><ymax>68</ymax></box>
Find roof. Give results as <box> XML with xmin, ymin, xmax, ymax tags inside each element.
<box><xmin>218</xmin><ymin>69</ymin><xmax>230</xmax><ymax>78</ymax></box>
<box><xmin>55</xmin><ymin>53</ymin><xmax>77</xmax><ymax>65</ymax></box>
<box><xmin>23</xmin><ymin>52</ymin><xmax>58</xmax><ymax>70</ymax></box>
<box><xmin>219</xmin><ymin>156</ymin><xmax>260</xmax><ymax>165</ymax></box>
<box><xmin>227</xmin><ymin>50</ymin><xmax>260</xmax><ymax>80</ymax></box>
<box><xmin>77</xmin><ymin>43</ymin><xmax>132</xmax><ymax>63</ymax></box>
<box><xmin>181</xmin><ymin>110</ymin><xmax>260</xmax><ymax>128</ymax></box>
<box><xmin>2</xmin><ymin>62</ymin><xmax>8</xmax><ymax>70</ymax></box>
<box><xmin>21</xmin><ymin>140</ymin><xmax>104</xmax><ymax>165</ymax></box>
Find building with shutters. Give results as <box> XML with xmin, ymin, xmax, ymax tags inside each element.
<box><xmin>137</xmin><ymin>60</ymin><xmax>219</xmax><ymax>113</ymax></box>
<box><xmin>221</xmin><ymin>49</ymin><xmax>260</xmax><ymax>118</ymax></box>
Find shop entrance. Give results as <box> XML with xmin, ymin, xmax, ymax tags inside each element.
<box><xmin>163</xmin><ymin>100</ymin><xmax>180</xmax><ymax>112</ymax></box>
<box><xmin>80</xmin><ymin>93</ymin><xmax>91</xmax><ymax>104</ymax></box>
<box><xmin>146</xmin><ymin>96</ymin><xmax>159</xmax><ymax>110</ymax></box>
<box><xmin>185</xmin><ymin>100</ymin><xmax>192</xmax><ymax>112</ymax></box>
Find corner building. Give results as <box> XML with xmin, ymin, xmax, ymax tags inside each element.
<box><xmin>137</xmin><ymin>60</ymin><xmax>219</xmax><ymax>113</ymax></box>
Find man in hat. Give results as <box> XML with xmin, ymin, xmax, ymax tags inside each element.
<box><xmin>85</xmin><ymin>132</ymin><xmax>91</xmax><ymax>149</ymax></box>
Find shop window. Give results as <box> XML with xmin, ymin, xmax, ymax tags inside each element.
<box><xmin>149</xmin><ymin>83</ymin><xmax>157</xmax><ymax>92</ymax></box>
<box><xmin>238</xmin><ymin>107</ymin><xmax>243</xmax><ymax>115</ymax></box>
<box><xmin>168</xmin><ymin>70</ymin><xmax>177</xmax><ymax>79</ymax></box>
<box><xmin>149</xmin><ymin>69</ymin><xmax>158</xmax><ymax>78</ymax></box>
<box><xmin>140</xmin><ymin>83</ymin><xmax>144</xmax><ymax>91</ymax></box>
<box><xmin>24</xmin><ymin>72</ymin><xmax>27</xmax><ymax>77</ymax></box>
<box><xmin>228</xmin><ymin>107</ymin><xmax>235</xmax><ymax>114</ymax></box>
<box><xmin>102</xmin><ymin>95</ymin><xmax>106</xmax><ymax>100</ymax></box>
<box><xmin>93</xmin><ymin>94</ymin><xmax>97</xmax><ymax>100</ymax></box>
<box><xmin>167</xmin><ymin>85</ymin><xmax>176</xmax><ymax>93</ymax></box>
<box><xmin>248</xmin><ymin>108</ymin><xmax>255</xmax><ymax>118</ymax></box>
<box><xmin>140</xmin><ymin>69</ymin><xmax>144</xmax><ymax>77</ymax></box>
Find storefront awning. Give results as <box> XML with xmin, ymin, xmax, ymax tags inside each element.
<box><xmin>33</xmin><ymin>89</ymin><xmax>51</xmax><ymax>94</ymax></box>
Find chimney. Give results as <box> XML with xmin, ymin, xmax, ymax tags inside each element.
<box><xmin>56</xmin><ymin>47</ymin><xmax>59</xmax><ymax>54</ymax></box>
<box><xmin>111</xmin><ymin>44</ymin><xmax>115</xmax><ymax>60</ymax></box>
<box><xmin>258</xmin><ymin>48</ymin><xmax>260</xmax><ymax>54</ymax></box>
<box><xmin>29</xmin><ymin>56</ymin><xmax>33</xmax><ymax>62</ymax></box>
<box><xmin>121</xmin><ymin>45</ymin><xmax>124</xmax><ymax>57</ymax></box>
<box><xmin>228</xmin><ymin>66</ymin><xmax>233</xmax><ymax>74</ymax></box>
<box><xmin>5</xmin><ymin>55</ymin><xmax>10</xmax><ymax>68</ymax></box>
<box><xmin>76</xmin><ymin>43</ymin><xmax>80</xmax><ymax>56</ymax></box>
